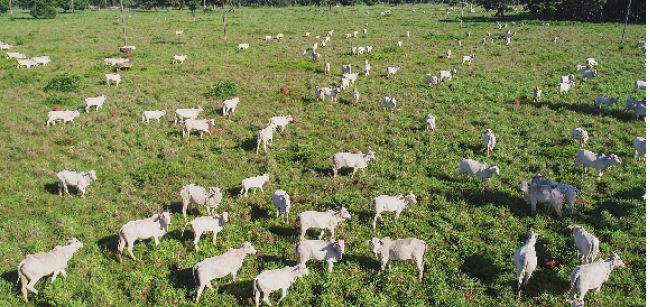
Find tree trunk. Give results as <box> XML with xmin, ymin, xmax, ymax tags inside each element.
<box><xmin>203</xmin><ymin>0</ymin><xmax>206</xmax><ymax>9</ymax></box>
<box><xmin>9</xmin><ymin>0</ymin><xmax>11</xmax><ymax>17</ymax></box>
<box><xmin>620</xmin><ymin>0</ymin><xmax>632</xmax><ymax>44</ymax></box>
<box><xmin>71</xmin><ymin>0</ymin><xmax>74</xmax><ymax>13</ymax></box>
<box><xmin>120</xmin><ymin>0</ymin><xmax>128</xmax><ymax>46</ymax></box>
<box><xmin>222</xmin><ymin>1</ymin><xmax>227</xmax><ymax>42</ymax></box>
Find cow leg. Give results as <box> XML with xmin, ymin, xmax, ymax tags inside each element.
<box><xmin>212</xmin><ymin>232</ymin><xmax>217</xmax><ymax>246</ymax></box>
<box><xmin>80</xmin><ymin>187</ymin><xmax>86</xmax><ymax>198</ymax></box>
<box><xmin>20</xmin><ymin>275</ymin><xmax>30</xmax><ymax>303</ymax></box>
<box><xmin>318</xmin><ymin>229</ymin><xmax>325</xmax><ymax>240</ymax></box>
<box><xmin>58</xmin><ymin>183</ymin><xmax>63</xmax><ymax>197</ymax></box>
<box><xmin>60</xmin><ymin>269</ymin><xmax>67</xmax><ymax>279</ymax></box>
<box><xmin>263</xmin><ymin>292</ymin><xmax>273</xmax><ymax>306</ymax></box>
<box><xmin>127</xmin><ymin>243</ymin><xmax>137</xmax><ymax>260</ymax></box>
<box><xmin>277</xmin><ymin>288</ymin><xmax>288</xmax><ymax>304</ymax></box>
<box><xmin>195</xmin><ymin>284</ymin><xmax>206</xmax><ymax>303</ymax></box>
<box><xmin>194</xmin><ymin>236</ymin><xmax>201</xmax><ymax>252</ymax></box>
<box><xmin>51</xmin><ymin>270</ymin><xmax>59</xmax><ymax>282</ymax></box>
<box><xmin>27</xmin><ymin>276</ymin><xmax>41</xmax><ymax>294</ymax></box>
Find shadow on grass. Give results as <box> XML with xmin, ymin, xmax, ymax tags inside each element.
<box><xmin>268</xmin><ymin>225</ymin><xmax>297</xmax><ymax>238</ymax></box>
<box><xmin>461</xmin><ymin>253</ymin><xmax>502</xmax><ymax>284</ymax></box>
<box><xmin>169</xmin><ymin>267</ymin><xmax>195</xmax><ymax>290</ymax></box>
<box><xmin>345</xmin><ymin>253</ymin><xmax>379</xmax><ymax>271</ymax></box>
<box><xmin>532</xmin><ymin>101</ymin><xmax>637</xmax><ymax>121</ymax></box>
<box><xmin>1</xmin><ymin>270</ymin><xmax>18</xmax><ymax>286</ymax></box>
<box><xmin>524</xmin><ymin>268</ymin><xmax>569</xmax><ymax>297</ymax></box>
<box><xmin>166</xmin><ymin>229</ymin><xmax>184</xmax><ymax>241</ymax></box>
<box><xmin>44</xmin><ymin>183</ymin><xmax>60</xmax><ymax>196</ymax></box>
<box><xmin>238</xmin><ymin>138</ymin><xmax>258</xmax><ymax>151</ymax></box>
<box><xmin>167</xmin><ymin>201</ymin><xmax>184</xmax><ymax>216</ymax></box>
<box><xmin>443</xmin><ymin>185</ymin><xmax>529</xmax><ymax>217</ymax></box>
<box><xmin>221</xmin><ymin>279</ymin><xmax>255</xmax><ymax>306</ymax></box>
<box><xmin>250</xmin><ymin>203</ymin><xmax>269</xmax><ymax>221</ymax></box>
<box><xmin>97</xmin><ymin>234</ymin><xmax>120</xmax><ymax>262</ymax></box>
<box><xmin>348</xmin><ymin>208</ymin><xmax>375</xmax><ymax>226</ymax></box>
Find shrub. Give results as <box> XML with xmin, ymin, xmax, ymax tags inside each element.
<box><xmin>206</xmin><ymin>80</ymin><xmax>237</xmax><ymax>100</ymax></box>
<box><xmin>44</xmin><ymin>94</ymin><xmax>75</xmax><ymax>107</ymax></box>
<box><xmin>44</xmin><ymin>73</ymin><xmax>82</xmax><ymax>92</ymax></box>
<box><xmin>131</xmin><ymin>161</ymin><xmax>188</xmax><ymax>186</ymax></box>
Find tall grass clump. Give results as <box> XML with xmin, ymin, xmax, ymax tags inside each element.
<box><xmin>206</xmin><ymin>80</ymin><xmax>237</xmax><ymax>99</ymax></box>
<box><xmin>44</xmin><ymin>73</ymin><xmax>82</xmax><ymax>92</ymax></box>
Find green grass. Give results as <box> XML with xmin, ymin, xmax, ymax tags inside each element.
<box><xmin>0</xmin><ymin>5</ymin><xmax>645</xmax><ymax>307</ymax></box>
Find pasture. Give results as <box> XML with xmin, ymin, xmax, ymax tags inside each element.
<box><xmin>0</xmin><ymin>5</ymin><xmax>646</xmax><ymax>306</ymax></box>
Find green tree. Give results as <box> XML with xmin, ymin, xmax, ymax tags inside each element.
<box><xmin>28</xmin><ymin>0</ymin><xmax>58</xmax><ymax>18</ymax></box>
<box><xmin>476</xmin><ymin>0</ymin><xmax>515</xmax><ymax>19</ymax></box>
<box><xmin>0</xmin><ymin>0</ymin><xmax>8</xmax><ymax>14</ymax></box>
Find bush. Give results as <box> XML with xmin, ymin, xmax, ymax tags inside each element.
<box><xmin>131</xmin><ymin>161</ymin><xmax>188</xmax><ymax>186</ymax></box>
<box><xmin>206</xmin><ymin>81</ymin><xmax>237</xmax><ymax>100</ymax></box>
<box><xmin>44</xmin><ymin>73</ymin><xmax>82</xmax><ymax>92</ymax></box>
<box><xmin>44</xmin><ymin>94</ymin><xmax>75</xmax><ymax>107</ymax></box>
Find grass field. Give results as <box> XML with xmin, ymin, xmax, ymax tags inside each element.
<box><xmin>0</xmin><ymin>5</ymin><xmax>646</xmax><ymax>306</ymax></box>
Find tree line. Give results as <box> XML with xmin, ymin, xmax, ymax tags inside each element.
<box><xmin>0</xmin><ymin>0</ymin><xmax>644</xmax><ymax>23</ymax></box>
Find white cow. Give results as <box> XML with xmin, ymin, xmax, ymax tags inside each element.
<box><xmin>183</xmin><ymin>212</ymin><xmax>229</xmax><ymax>252</ymax></box>
<box><xmin>105</xmin><ymin>74</ymin><xmax>121</xmax><ymax>86</ymax></box>
<box><xmin>368</xmin><ymin>237</ymin><xmax>427</xmax><ymax>280</ymax></box>
<box><xmin>17</xmin><ymin>238</ymin><xmax>84</xmax><ymax>304</ymax></box>
<box><xmin>222</xmin><ymin>97</ymin><xmax>240</xmax><ymax>115</ymax></box>
<box><xmin>372</xmin><ymin>193</ymin><xmax>417</xmax><ymax>229</ymax></box>
<box><xmin>253</xmin><ymin>264</ymin><xmax>309</xmax><ymax>307</ymax></box>
<box><xmin>57</xmin><ymin>170</ymin><xmax>97</xmax><ymax>198</ymax></box>
<box><xmin>46</xmin><ymin>110</ymin><xmax>80</xmax><ymax>126</ymax></box>
<box><xmin>193</xmin><ymin>242</ymin><xmax>257</xmax><ymax>303</ymax></box>
<box><xmin>142</xmin><ymin>110</ymin><xmax>166</xmax><ymax>123</ymax></box>
<box><xmin>173</xmin><ymin>55</ymin><xmax>187</xmax><ymax>64</ymax></box>
<box><xmin>85</xmin><ymin>95</ymin><xmax>107</xmax><ymax>113</ymax></box>
<box><xmin>118</xmin><ymin>212</ymin><xmax>172</xmax><ymax>263</ymax></box>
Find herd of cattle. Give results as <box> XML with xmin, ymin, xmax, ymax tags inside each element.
<box><xmin>5</xmin><ymin>7</ymin><xmax>646</xmax><ymax>307</ymax></box>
